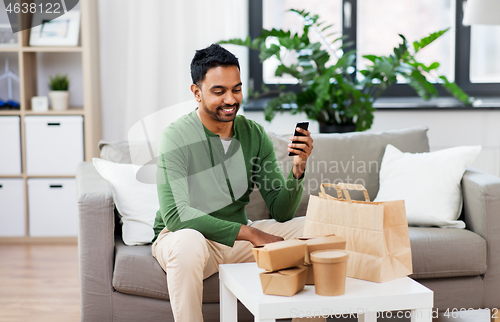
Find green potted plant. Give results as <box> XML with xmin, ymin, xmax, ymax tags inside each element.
<box><xmin>48</xmin><ymin>74</ymin><xmax>70</xmax><ymax>111</ymax></box>
<box><xmin>220</xmin><ymin>9</ymin><xmax>472</xmax><ymax>133</ymax></box>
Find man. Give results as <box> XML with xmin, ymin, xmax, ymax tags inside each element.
<box><xmin>152</xmin><ymin>43</ymin><xmax>313</xmax><ymax>322</ymax></box>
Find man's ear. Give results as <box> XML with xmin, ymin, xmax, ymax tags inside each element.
<box><xmin>191</xmin><ymin>84</ymin><xmax>201</xmax><ymax>102</ymax></box>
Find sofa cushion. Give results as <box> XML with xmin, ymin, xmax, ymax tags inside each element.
<box><xmin>246</xmin><ymin>187</ymin><xmax>272</xmax><ymax>221</ymax></box>
<box><xmin>375</xmin><ymin>144</ymin><xmax>480</xmax><ymax>229</ymax></box>
<box><xmin>112</xmin><ymin>238</ymin><xmax>220</xmax><ymax>302</ymax></box>
<box><xmin>409</xmin><ymin>227</ymin><xmax>487</xmax><ymax>279</ymax></box>
<box><xmin>93</xmin><ymin>158</ymin><xmax>158</xmax><ymax>245</ymax></box>
<box><xmin>263</xmin><ymin>126</ymin><xmax>430</xmax><ymax>218</ymax></box>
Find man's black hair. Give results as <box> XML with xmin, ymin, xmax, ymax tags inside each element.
<box><xmin>190</xmin><ymin>43</ymin><xmax>240</xmax><ymax>86</ymax></box>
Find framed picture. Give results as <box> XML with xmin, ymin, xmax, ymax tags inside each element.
<box><xmin>29</xmin><ymin>10</ymin><xmax>80</xmax><ymax>46</ymax></box>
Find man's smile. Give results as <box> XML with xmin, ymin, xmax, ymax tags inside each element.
<box><xmin>218</xmin><ymin>104</ymin><xmax>238</xmax><ymax>114</ymax></box>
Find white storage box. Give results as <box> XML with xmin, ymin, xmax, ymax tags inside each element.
<box><xmin>0</xmin><ymin>116</ymin><xmax>22</xmax><ymax>175</ymax></box>
<box><xmin>25</xmin><ymin>116</ymin><xmax>84</xmax><ymax>175</ymax></box>
<box><xmin>0</xmin><ymin>178</ymin><xmax>25</xmax><ymax>237</ymax></box>
<box><xmin>28</xmin><ymin>178</ymin><xmax>78</xmax><ymax>237</ymax></box>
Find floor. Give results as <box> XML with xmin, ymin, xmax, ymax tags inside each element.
<box><xmin>0</xmin><ymin>244</ymin><xmax>80</xmax><ymax>322</ymax></box>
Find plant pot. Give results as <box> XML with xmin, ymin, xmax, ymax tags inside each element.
<box><xmin>49</xmin><ymin>91</ymin><xmax>69</xmax><ymax>111</ymax></box>
<box><xmin>319</xmin><ymin>124</ymin><xmax>357</xmax><ymax>133</ymax></box>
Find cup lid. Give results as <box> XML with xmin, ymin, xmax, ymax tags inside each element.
<box><xmin>310</xmin><ymin>250</ymin><xmax>349</xmax><ymax>263</ymax></box>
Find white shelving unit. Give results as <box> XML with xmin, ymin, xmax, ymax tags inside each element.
<box><xmin>0</xmin><ymin>0</ymin><xmax>101</xmax><ymax>243</ymax></box>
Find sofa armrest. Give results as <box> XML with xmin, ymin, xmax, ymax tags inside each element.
<box><xmin>462</xmin><ymin>167</ymin><xmax>500</xmax><ymax>308</ymax></box>
<box><xmin>76</xmin><ymin>161</ymin><xmax>115</xmax><ymax>321</ymax></box>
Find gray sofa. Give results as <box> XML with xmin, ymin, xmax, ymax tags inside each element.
<box><xmin>76</xmin><ymin>126</ymin><xmax>500</xmax><ymax>322</ymax></box>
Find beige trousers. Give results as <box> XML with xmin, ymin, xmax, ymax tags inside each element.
<box><xmin>152</xmin><ymin>216</ymin><xmax>323</xmax><ymax>322</ymax></box>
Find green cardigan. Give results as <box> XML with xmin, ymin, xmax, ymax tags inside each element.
<box><xmin>152</xmin><ymin>110</ymin><xmax>304</xmax><ymax>246</ymax></box>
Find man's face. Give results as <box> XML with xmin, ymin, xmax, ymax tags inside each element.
<box><xmin>194</xmin><ymin>65</ymin><xmax>243</xmax><ymax>123</ymax></box>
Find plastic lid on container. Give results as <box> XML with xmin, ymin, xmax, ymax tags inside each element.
<box><xmin>310</xmin><ymin>250</ymin><xmax>349</xmax><ymax>263</ymax></box>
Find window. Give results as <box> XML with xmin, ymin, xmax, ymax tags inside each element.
<box><xmin>262</xmin><ymin>0</ymin><xmax>342</xmax><ymax>84</ymax></box>
<box><xmin>248</xmin><ymin>0</ymin><xmax>500</xmax><ymax>100</ymax></box>
<box><xmin>357</xmin><ymin>0</ymin><xmax>455</xmax><ymax>82</ymax></box>
<box><xmin>470</xmin><ymin>25</ymin><xmax>500</xmax><ymax>83</ymax></box>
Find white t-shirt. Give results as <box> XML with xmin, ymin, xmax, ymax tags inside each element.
<box><xmin>221</xmin><ymin>138</ymin><xmax>232</xmax><ymax>154</ymax></box>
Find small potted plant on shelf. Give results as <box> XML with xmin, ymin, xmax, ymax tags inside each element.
<box><xmin>220</xmin><ymin>9</ymin><xmax>473</xmax><ymax>133</ymax></box>
<box><xmin>48</xmin><ymin>74</ymin><xmax>70</xmax><ymax>111</ymax></box>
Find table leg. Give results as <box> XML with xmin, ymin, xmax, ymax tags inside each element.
<box><xmin>358</xmin><ymin>311</ymin><xmax>377</xmax><ymax>322</ymax></box>
<box><xmin>411</xmin><ymin>308</ymin><xmax>432</xmax><ymax>322</ymax></box>
<box><xmin>220</xmin><ymin>279</ymin><xmax>237</xmax><ymax>322</ymax></box>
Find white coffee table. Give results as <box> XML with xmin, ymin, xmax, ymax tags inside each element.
<box><xmin>219</xmin><ymin>263</ymin><xmax>433</xmax><ymax>322</ymax></box>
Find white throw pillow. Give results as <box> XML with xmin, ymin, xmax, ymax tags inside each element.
<box><xmin>374</xmin><ymin>144</ymin><xmax>481</xmax><ymax>228</ymax></box>
<box><xmin>93</xmin><ymin>158</ymin><xmax>158</xmax><ymax>245</ymax></box>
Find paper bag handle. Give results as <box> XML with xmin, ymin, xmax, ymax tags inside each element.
<box><xmin>320</xmin><ymin>183</ymin><xmax>370</xmax><ymax>203</ymax></box>
<box><xmin>338</xmin><ymin>183</ymin><xmax>370</xmax><ymax>201</ymax></box>
<box><xmin>320</xmin><ymin>183</ymin><xmax>348</xmax><ymax>201</ymax></box>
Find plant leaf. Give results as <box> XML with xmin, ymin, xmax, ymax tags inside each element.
<box><xmin>413</xmin><ymin>28</ymin><xmax>450</xmax><ymax>53</ymax></box>
<box><xmin>275</xmin><ymin>64</ymin><xmax>289</xmax><ymax>77</ymax></box>
<box><xmin>439</xmin><ymin>76</ymin><xmax>474</xmax><ymax>104</ymax></box>
<box><xmin>321</xmin><ymin>24</ymin><xmax>334</xmax><ymax>32</ymax></box>
<box><xmin>362</xmin><ymin>55</ymin><xmax>379</xmax><ymax>63</ymax></box>
<box><xmin>409</xmin><ymin>70</ymin><xmax>438</xmax><ymax>98</ymax></box>
<box><xmin>278</xmin><ymin>36</ymin><xmax>294</xmax><ymax>49</ymax></box>
<box><xmin>404</xmin><ymin>74</ymin><xmax>429</xmax><ymax>99</ymax></box>
<box><xmin>259</xmin><ymin>44</ymin><xmax>281</xmax><ymax>62</ymax></box>
<box><xmin>218</xmin><ymin>36</ymin><xmax>251</xmax><ymax>48</ymax></box>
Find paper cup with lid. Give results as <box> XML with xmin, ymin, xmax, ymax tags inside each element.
<box><xmin>310</xmin><ymin>249</ymin><xmax>349</xmax><ymax>296</ymax></box>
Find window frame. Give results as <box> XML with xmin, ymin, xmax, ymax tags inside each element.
<box><xmin>247</xmin><ymin>0</ymin><xmax>500</xmax><ymax>105</ymax></box>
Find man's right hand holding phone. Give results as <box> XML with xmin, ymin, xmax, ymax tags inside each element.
<box><xmin>288</xmin><ymin>123</ymin><xmax>314</xmax><ymax>179</ymax></box>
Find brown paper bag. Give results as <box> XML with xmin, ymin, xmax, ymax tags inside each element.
<box><xmin>303</xmin><ymin>183</ymin><xmax>412</xmax><ymax>283</ymax></box>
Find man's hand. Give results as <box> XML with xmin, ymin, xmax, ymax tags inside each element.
<box><xmin>288</xmin><ymin>128</ymin><xmax>314</xmax><ymax>179</ymax></box>
<box><xmin>236</xmin><ymin>224</ymin><xmax>284</xmax><ymax>246</ymax></box>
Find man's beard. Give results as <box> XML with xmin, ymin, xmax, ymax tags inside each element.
<box><xmin>203</xmin><ymin>103</ymin><xmax>240</xmax><ymax>122</ymax></box>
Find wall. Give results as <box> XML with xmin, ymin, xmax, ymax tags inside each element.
<box><xmin>244</xmin><ymin>109</ymin><xmax>500</xmax><ymax>177</ymax></box>
<box><xmin>97</xmin><ymin>0</ymin><xmax>249</xmax><ymax>142</ymax></box>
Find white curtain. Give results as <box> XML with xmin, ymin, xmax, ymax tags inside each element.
<box><xmin>98</xmin><ymin>0</ymin><xmax>249</xmax><ymax>141</ymax></box>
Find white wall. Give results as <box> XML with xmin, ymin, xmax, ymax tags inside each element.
<box><xmin>98</xmin><ymin>0</ymin><xmax>249</xmax><ymax>142</ymax></box>
<box><xmin>244</xmin><ymin>110</ymin><xmax>500</xmax><ymax>177</ymax></box>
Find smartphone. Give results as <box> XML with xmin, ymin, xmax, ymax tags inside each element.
<box><xmin>288</xmin><ymin>122</ymin><xmax>309</xmax><ymax>156</ymax></box>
